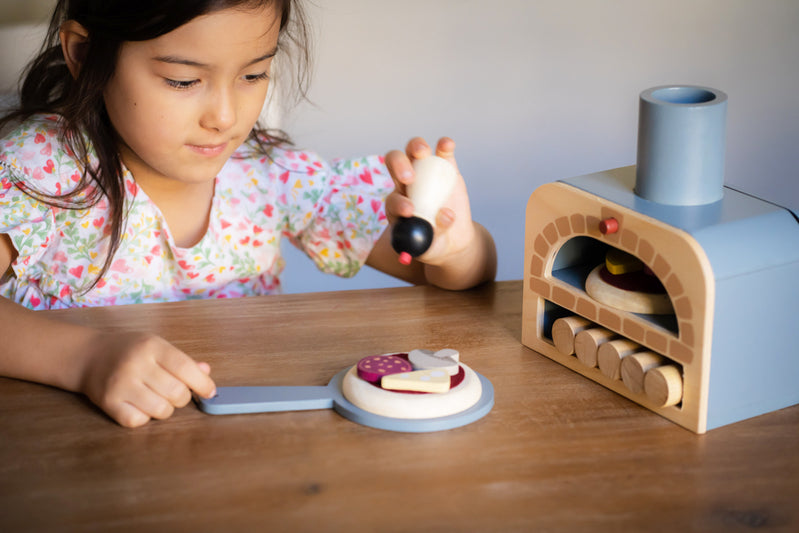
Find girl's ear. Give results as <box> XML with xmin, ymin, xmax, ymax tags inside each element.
<box><xmin>59</xmin><ymin>20</ymin><xmax>90</xmax><ymax>79</ymax></box>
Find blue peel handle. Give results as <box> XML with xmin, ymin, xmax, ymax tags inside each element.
<box><xmin>197</xmin><ymin>386</ymin><xmax>334</xmax><ymax>415</ymax></box>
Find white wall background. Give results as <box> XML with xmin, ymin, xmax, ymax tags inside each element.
<box><xmin>2</xmin><ymin>0</ymin><xmax>798</xmax><ymax>294</ymax></box>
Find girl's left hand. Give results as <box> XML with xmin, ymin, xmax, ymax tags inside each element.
<box><xmin>383</xmin><ymin>136</ymin><xmax>475</xmax><ymax>266</ymax></box>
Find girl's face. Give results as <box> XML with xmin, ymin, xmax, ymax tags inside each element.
<box><xmin>103</xmin><ymin>4</ymin><xmax>281</xmax><ymax>189</ymax></box>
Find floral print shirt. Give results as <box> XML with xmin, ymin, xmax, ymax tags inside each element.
<box><xmin>0</xmin><ymin>114</ymin><xmax>394</xmax><ymax>309</ymax></box>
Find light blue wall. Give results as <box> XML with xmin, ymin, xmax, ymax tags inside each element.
<box><xmin>280</xmin><ymin>0</ymin><xmax>799</xmax><ymax>293</ymax></box>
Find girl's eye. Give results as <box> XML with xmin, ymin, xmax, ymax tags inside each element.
<box><xmin>165</xmin><ymin>78</ymin><xmax>199</xmax><ymax>90</ymax></box>
<box><xmin>243</xmin><ymin>72</ymin><xmax>269</xmax><ymax>83</ymax></box>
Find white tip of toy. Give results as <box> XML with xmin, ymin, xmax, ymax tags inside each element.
<box><xmin>409</xmin><ymin>348</ymin><xmax>460</xmax><ymax>376</ymax></box>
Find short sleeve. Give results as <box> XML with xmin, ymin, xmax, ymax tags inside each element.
<box><xmin>276</xmin><ymin>150</ymin><xmax>394</xmax><ymax>277</ymax></box>
<box><xmin>0</xmin><ymin>115</ymin><xmax>83</xmax><ymax>281</ymax></box>
<box><xmin>0</xmin><ymin>163</ymin><xmax>58</xmax><ymax>279</ymax></box>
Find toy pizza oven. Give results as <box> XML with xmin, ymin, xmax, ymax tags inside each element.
<box><xmin>522</xmin><ymin>86</ymin><xmax>799</xmax><ymax>433</ymax></box>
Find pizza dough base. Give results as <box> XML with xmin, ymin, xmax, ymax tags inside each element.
<box><xmin>341</xmin><ymin>363</ymin><xmax>483</xmax><ymax>419</ymax></box>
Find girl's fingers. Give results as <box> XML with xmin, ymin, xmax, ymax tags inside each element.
<box><xmin>145</xmin><ymin>367</ymin><xmax>193</xmax><ymax>408</ymax></box>
<box><xmin>405</xmin><ymin>137</ymin><xmax>432</xmax><ymax>161</ymax></box>
<box><xmin>385</xmin><ymin>190</ymin><xmax>414</xmax><ymax>220</ymax></box>
<box><xmin>157</xmin><ymin>349</ymin><xmax>217</xmax><ymax>400</ymax></box>
<box><xmin>109</xmin><ymin>402</ymin><xmax>151</xmax><ymax>428</ymax></box>
<box><xmin>134</xmin><ymin>382</ymin><xmax>176</xmax><ymax>420</ymax></box>
<box><xmin>434</xmin><ymin>137</ymin><xmax>457</xmax><ymax>164</ymax></box>
<box><xmin>384</xmin><ymin>149</ymin><xmax>413</xmax><ymax>192</ymax></box>
<box><xmin>435</xmin><ymin>207</ymin><xmax>456</xmax><ymax>230</ymax></box>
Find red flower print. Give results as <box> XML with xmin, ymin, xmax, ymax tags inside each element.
<box><xmin>151</xmin><ymin>245</ymin><xmax>161</xmax><ymax>255</ymax></box>
<box><xmin>126</xmin><ymin>180</ymin><xmax>138</xmax><ymax>196</ymax></box>
<box><xmin>30</xmin><ymin>296</ymin><xmax>41</xmax><ymax>308</ymax></box>
<box><xmin>68</xmin><ymin>265</ymin><xmax>83</xmax><ymax>278</ymax></box>
<box><xmin>253</xmin><ymin>224</ymin><xmax>264</xmax><ymax>233</ymax></box>
<box><xmin>40</xmin><ymin>143</ymin><xmax>52</xmax><ymax>156</ymax></box>
<box><xmin>60</xmin><ymin>285</ymin><xmax>71</xmax><ymax>298</ymax></box>
<box><xmin>1</xmin><ymin>177</ymin><xmax>11</xmax><ymax>191</ymax></box>
<box><xmin>178</xmin><ymin>260</ymin><xmax>194</xmax><ymax>270</ymax></box>
<box><xmin>371</xmin><ymin>199</ymin><xmax>382</xmax><ymax>213</ymax></box>
<box><xmin>97</xmin><ymin>278</ymin><xmax>107</xmax><ymax>288</ymax></box>
<box><xmin>187</xmin><ymin>272</ymin><xmax>200</xmax><ymax>279</ymax></box>
<box><xmin>43</xmin><ymin>160</ymin><xmax>55</xmax><ymax>174</ymax></box>
<box><xmin>34</xmin><ymin>133</ymin><xmax>46</xmax><ymax>144</ymax></box>
<box><xmin>220</xmin><ymin>219</ymin><xmax>232</xmax><ymax>230</ymax></box>
<box><xmin>306</xmin><ymin>166</ymin><xmax>316</xmax><ymax>176</ymax></box>
<box><xmin>279</xmin><ymin>171</ymin><xmax>290</xmax><ymax>184</ymax></box>
<box><xmin>299</xmin><ymin>153</ymin><xmax>309</xmax><ymax>162</ymax></box>
<box><xmin>239</xmin><ymin>236</ymin><xmax>250</xmax><ymax>245</ymax></box>
<box><xmin>205</xmin><ymin>274</ymin><xmax>215</xmax><ymax>283</ymax></box>
<box><xmin>253</xmin><ymin>240</ymin><xmax>263</xmax><ymax>247</ymax></box>
<box><xmin>92</xmin><ymin>216</ymin><xmax>105</xmax><ymax>228</ymax></box>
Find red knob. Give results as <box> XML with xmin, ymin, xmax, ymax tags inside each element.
<box><xmin>599</xmin><ymin>217</ymin><xmax>619</xmax><ymax>234</ymax></box>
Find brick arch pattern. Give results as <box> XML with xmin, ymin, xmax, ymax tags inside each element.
<box><xmin>522</xmin><ymin>181</ymin><xmax>716</xmax><ymax>433</ymax></box>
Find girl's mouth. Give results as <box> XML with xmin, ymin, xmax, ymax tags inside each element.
<box><xmin>187</xmin><ymin>142</ymin><xmax>227</xmax><ymax>157</ymax></box>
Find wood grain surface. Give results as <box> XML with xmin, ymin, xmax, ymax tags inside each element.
<box><xmin>1</xmin><ymin>281</ymin><xmax>797</xmax><ymax>532</ymax></box>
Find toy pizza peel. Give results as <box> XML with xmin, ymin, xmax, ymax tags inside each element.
<box><xmin>197</xmin><ymin>349</ymin><xmax>494</xmax><ymax>432</ymax></box>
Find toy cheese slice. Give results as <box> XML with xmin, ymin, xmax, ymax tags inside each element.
<box><xmin>381</xmin><ymin>368</ymin><xmax>452</xmax><ymax>393</ymax></box>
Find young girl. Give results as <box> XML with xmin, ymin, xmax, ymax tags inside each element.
<box><xmin>0</xmin><ymin>0</ymin><xmax>496</xmax><ymax>428</ymax></box>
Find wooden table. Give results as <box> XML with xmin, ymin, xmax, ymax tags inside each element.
<box><xmin>1</xmin><ymin>281</ymin><xmax>797</xmax><ymax>531</ymax></box>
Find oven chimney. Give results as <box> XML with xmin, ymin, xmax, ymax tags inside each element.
<box><xmin>634</xmin><ymin>85</ymin><xmax>727</xmax><ymax>206</ymax></box>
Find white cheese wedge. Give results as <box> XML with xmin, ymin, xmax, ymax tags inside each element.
<box><xmin>381</xmin><ymin>368</ymin><xmax>451</xmax><ymax>393</ymax></box>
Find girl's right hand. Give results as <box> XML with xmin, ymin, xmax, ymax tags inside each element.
<box><xmin>78</xmin><ymin>331</ymin><xmax>216</xmax><ymax>428</ymax></box>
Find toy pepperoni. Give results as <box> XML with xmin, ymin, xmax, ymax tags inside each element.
<box><xmin>356</xmin><ymin>354</ymin><xmax>413</xmax><ymax>383</ymax></box>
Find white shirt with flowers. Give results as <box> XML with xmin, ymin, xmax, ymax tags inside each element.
<box><xmin>0</xmin><ymin>114</ymin><xmax>394</xmax><ymax>309</ymax></box>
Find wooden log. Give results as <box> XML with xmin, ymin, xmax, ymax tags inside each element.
<box><xmin>597</xmin><ymin>339</ymin><xmax>641</xmax><ymax>380</ymax></box>
<box><xmin>620</xmin><ymin>351</ymin><xmax>665</xmax><ymax>394</ymax></box>
<box><xmin>574</xmin><ymin>328</ymin><xmax>616</xmax><ymax>368</ymax></box>
<box><xmin>551</xmin><ymin>316</ymin><xmax>593</xmax><ymax>355</ymax></box>
<box><xmin>644</xmin><ymin>364</ymin><xmax>683</xmax><ymax>407</ymax></box>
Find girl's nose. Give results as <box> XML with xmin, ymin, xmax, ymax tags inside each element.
<box><xmin>201</xmin><ymin>86</ymin><xmax>236</xmax><ymax>133</ymax></box>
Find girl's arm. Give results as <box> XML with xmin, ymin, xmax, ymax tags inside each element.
<box><xmin>0</xmin><ymin>234</ymin><xmax>216</xmax><ymax>428</ymax></box>
<box><xmin>366</xmin><ymin>137</ymin><xmax>497</xmax><ymax>290</ymax></box>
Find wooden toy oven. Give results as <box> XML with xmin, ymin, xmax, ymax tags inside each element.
<box><xmin>521</xmin><ymin>86</ymin><xmax>799</xmax><ymax>433</ymax></box>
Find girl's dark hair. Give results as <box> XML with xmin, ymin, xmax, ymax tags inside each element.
<box><xmin>0</xmin><ymin>0</ymin><xmax>311</xmax><ymax>291</ymax></box>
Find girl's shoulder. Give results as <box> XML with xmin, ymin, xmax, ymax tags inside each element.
<box><xmin>0</xmin><ymin>114</ymin><xmax>86</xmax><ymax>197</ymax></box>
<box><xmin>228</xmin><ymin>136</ymin><xmax>326</xmax><ymax>173</ymax></box>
